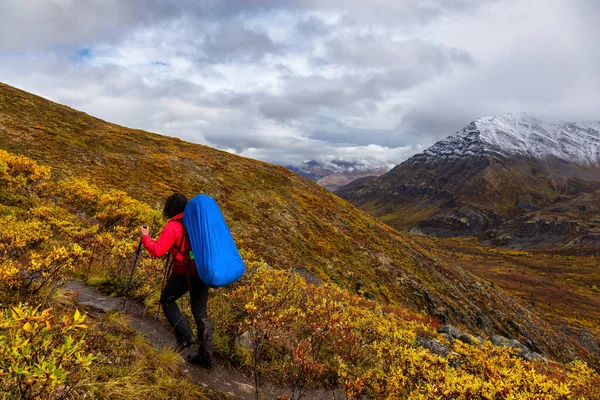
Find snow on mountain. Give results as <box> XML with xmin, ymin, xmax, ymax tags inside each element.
<box><xmin>416</xmin><ymin>114</ymin><xmax>600</xmax><ymax>165</ymax></box>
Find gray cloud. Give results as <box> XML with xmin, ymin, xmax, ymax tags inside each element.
<box><xmin>295</xmin><ymin>15</ymin><xmax>333</xmax><ymax>37</ymax></box>
<box><xmin>200</xmin><ymin>24</ymin><xmax>283</xmax><ymax>64</ymax></box>
<box><xmin>0</xmin><ymin>0</ymin><xmax>179</xmax><ymax>50</ymax></box>
<box><xmin>321</xmin><ymin>36</ymin><xmax>473</xmax><ymax>70</ymax></box>
<box><xmin>0</xmin><ymin>0</ymin><xmax>598</xmax><ymax>171</ymax></box>
<box><xmin>177</xmin><ymin>0</ymin><xmax>494</xmax><ymax>25</ymax></box>
<box><xmin>258</xmin><ymin>35</ymin><xmax>474</xmax><ymax>140</ymax></box>
<box><xmin>289</xmin><ymin>0</ymin><xmax>501</xmax><ymax>27</ymax></box>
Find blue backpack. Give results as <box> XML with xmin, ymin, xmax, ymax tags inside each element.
<box><xmin>183</xmin><ymin>194</ymin><xmax>245</xmax><ymax>288</ymax></box>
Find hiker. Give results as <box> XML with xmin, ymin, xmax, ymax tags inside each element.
<box><xmin>139</xmin><ymin>193</ymin><xmax>214</xmax><ymax>368</ymax></box>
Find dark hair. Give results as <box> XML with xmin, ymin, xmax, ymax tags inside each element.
<box><xmin>163</xmin><ymin>193</ymin><xmax>187</xmax><ymax>219</ymax></box>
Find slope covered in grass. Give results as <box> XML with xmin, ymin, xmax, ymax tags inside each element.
<box><xmin>1</xmin><ymin>147</ymin><xmax>598</xmax><ymax>399</ymax></box>
<box><xmin>1</xmin><ymin>81</ymin><xmax>598</xmax><ymax>371</ymax></box>
<box><xmin>0</xmin><ymin>150</ymin><xmax>214</xmax><ymax>399</ymax></box>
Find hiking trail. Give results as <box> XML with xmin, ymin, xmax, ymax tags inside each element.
<box><xmin>62</xmin><ymin>280</ymin><xmax>344</xmax><ymax>400</ymax></box>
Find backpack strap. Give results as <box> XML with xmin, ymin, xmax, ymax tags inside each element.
<box><xmin>170</xmin><ymin>218</ymin><xmax>187</xmax><ymax>256</ymax></box>
<box><xmin>170</xmin><ymin>218</ymin><xmax>194</xmax><ymax>291</ymax></box>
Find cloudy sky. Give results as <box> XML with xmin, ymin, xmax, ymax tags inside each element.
<box><xmin>1</xmin><ymin>0</ymin><xmax>598</xmax><ymax>169</ymax></box>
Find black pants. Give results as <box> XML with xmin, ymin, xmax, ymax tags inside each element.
<box><xmin>160</xmin><ymin>273</ymin><xmax>214</xmax><ymax>362</ymax></box>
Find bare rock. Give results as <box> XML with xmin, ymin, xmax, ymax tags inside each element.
<box><xmin>488</xmin><ymin>335</ymin><xmax>545</xmax><ymax>362</ymax></box>
<box><xmin>416</xmin><ymin>337</ymin><xmax>450</xmax><ymax>357</ymax></box>
<box><xmin>438</xmin><ymin>325</ymin><xmax>464</xmax><ymax>340</ymax></box>
<box><xmin>235</xmin><ymin>330</ymin><xmax>255</xmax><ymax>354</ymax></box>
<box><xmin>457</xmin><ymin>333</ymin><xmax>481</xmax><ymax>346</ymax></box>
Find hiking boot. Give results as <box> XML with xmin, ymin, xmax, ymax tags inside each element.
<box><xmin>174</xmin><ymin>338</ymin><xmax>198</xmax><ymax>353</ymax></box>
<box><xmin>187</xmin><ymin>353</ymin><xmax>213</xmax><ymax>369</ymax></box>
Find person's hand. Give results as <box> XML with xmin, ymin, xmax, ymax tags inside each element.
<box><xmin>139</xmin><ymin>225</ymin><xmax>149</xmax><ymax>237</ymax></box>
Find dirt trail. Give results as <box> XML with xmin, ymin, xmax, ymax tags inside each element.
<box><xmin>62</xmin><ymin>281</ymin><xmax>344</xmax><ymax>400</ymax></box>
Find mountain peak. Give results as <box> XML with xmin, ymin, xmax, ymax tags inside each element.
<box><xmin>416</xmin><ymin>114</ymin><xmax>600</xmax><ymax>165</ymax></box>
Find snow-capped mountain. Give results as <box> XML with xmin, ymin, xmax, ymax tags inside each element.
<box><xmin>414</xmin><ymin>114</ymin><xmax>600</xmax><ymax>165</ymax></box>
<box><xmin>285</xmin><ymin>159</ymin><xmax>389</xmax><ymax>191</ymax></box>
<box><xmin>338</xmin><ymin>114</ymin><xmax>600</xmax><ymax>249</ymax></box>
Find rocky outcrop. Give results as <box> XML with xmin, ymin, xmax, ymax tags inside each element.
<box><xmin>235</xmin><ymin>330</ymin><xmax>255</xmax><ymax>355</ymax></box>
<box><xmin>412</xmin><ymin>206</ymin><xmax>505</xmax><ymax>237</ymax></box>
<box><xmin>437</xmin><ymin>325</ymin><xmax>483</xmax><ymax>346</ymax></box>
<box><xmin>482</xmin><ymin>214</ymin><xmax>600</xmax><ymax>249</ymax></box>
<box><xmin>431</xmin><ymin>325</ymin><xmax>545</xmax><ymax>363</ymax></box>
<box><xmin>488</xmin><ymin>335</ymin><xmax>546</xmax><ymax>363</ymax></box>
<box><xmin>416</xmin><ymin>337</ymin><xmax>450</xmax><ymax>357</ymax></box>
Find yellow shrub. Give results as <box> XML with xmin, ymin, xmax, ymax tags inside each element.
<box><xmin>567</xmin><ymin>360</ymin><xmax>600</xmax><ymax>398</ymax></box>
<box><xmin>0</xmin><ymin>216</ymin><xmax>49</xmax><ymax>258</ymax></box>
<box><xmin>55</xmin><ymin>177</ymin><xmax>161</xmax><ymax>229</ymax></box>
<box><xmin>0</xmin><ymin>148</ymin><xmax>51</xmax><ymax>183</ymax></box>
<box><xmin>0</xmin><ymin>305</ymin><xmax>94</xmax><ymax>399</ymax></box>
<box><xmin>210</xmin><ymin>256</ymin><xmax>597</xmax><ymax>399</ymax></box>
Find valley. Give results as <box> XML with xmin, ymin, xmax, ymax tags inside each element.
<box><xmin>336</xmin><ymin>112</ymin><xmax>600</xmax><ymax>371</ymax></box>
<box><xmin>413</xmin><ymin>236</ymin><xmax>600</xmax><ymax>335</ymax></box>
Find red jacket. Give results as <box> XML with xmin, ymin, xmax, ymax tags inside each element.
<box><xmin>142</xmin><ymin>213</ymin><xmax>192</xmax><ymax>276</ymax></box>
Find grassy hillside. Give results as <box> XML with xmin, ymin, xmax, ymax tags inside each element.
<box><xmin>0</xmin><ymin>81</ymin><xmax>423</xmax><ymax>299</ymax></box>
<box><xmin>1</xmin><ymin>143</ymin><xmax>598</xmax><ymax>399</ymax></box>
<box><xmin>1</xmin><ymin>81</ymin><xmax>599</xmax><ymax>377</ymax></box>
<box><xmin>0</xmin><ymin>149</ymin><xmax>214</xmax><ymax>399</ymax></box>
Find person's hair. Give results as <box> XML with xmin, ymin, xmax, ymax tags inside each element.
<box><xmin>163</xmin><ymin>193</ymin><xmax>187</xmax><ymax>219</ymax></box>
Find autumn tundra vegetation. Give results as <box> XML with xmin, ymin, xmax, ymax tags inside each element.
<box><xmin>1</xmin><ymin>136</ymin><xmax>600</xmax><ymax>399</ymax></box>
<box><xmin>1</xmin><ymin>82</ymin><xmax>600</xmax><ymax>398</ymax></box>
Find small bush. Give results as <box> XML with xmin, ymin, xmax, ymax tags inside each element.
<box><xmin>0</xmin><ymin>305</ymin><xmax>94</xmax><ymax>399</ymax></box>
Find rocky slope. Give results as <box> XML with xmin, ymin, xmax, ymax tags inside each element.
<box><xmin>338</xmin><ymin>113</ymin><xmax>600</xmax><ymax>249</ymax></box>
<box><xmin>1</xmin><ymin>83</ymin><xmax>598</xmax><ymax>368</ymax></box>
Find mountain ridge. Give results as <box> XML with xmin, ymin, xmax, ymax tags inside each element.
<box><xmin>417</xmin><ymin>113</ymin><xmax>600</xmax><ymax>165</ymax></box>
<box><xmin>284</xmin><ymin>159</ymin><xmax>388</xmax><ymax>191</ymax></box>
<box><xmin>338</xmin><ymin>113</ymin><xmax>600</xmax><ymax>248</ymax></box>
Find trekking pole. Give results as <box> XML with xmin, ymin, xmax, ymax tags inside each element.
<box><xmin>154</xmin><ymin>253</ymin><xmax>172</xmax><ymax>320</ymax></box>
<box><xmin>121</xmin><ymin>234</ymin><xmax>145</xmax><ymax>312</ymax></box>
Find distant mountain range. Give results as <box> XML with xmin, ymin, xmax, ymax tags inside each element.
<box><xmin>338</xmin><ymin>113</ymin><xmax>600</xmax><ymax>249</ymax></box>
<box><xmin>284</xmin><ymin>159</ymin><xmax>389</xmax><ymax>191</ymax></box>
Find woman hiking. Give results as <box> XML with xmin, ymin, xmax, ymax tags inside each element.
<box><xmin>139</xmin><ymin>193</ymin><xmax>214</xmax><ymax>368</ymax></box>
